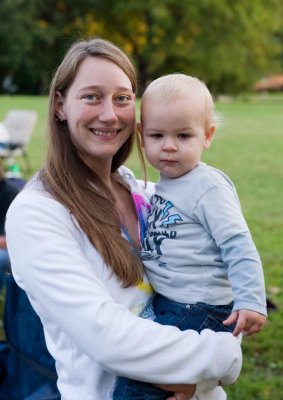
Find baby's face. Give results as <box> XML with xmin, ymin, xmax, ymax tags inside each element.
<box><xmin>140</xmin><ymin>92</ymin><xmax>213</xmax><ymax>178</ymax></box>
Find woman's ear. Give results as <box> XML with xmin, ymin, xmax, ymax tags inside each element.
<box><xmin>55</xmin><ymin>91</ymin><xmax>66</xmax><ymax>121</ymax></box>
<box><xmin>137</xmin><ymin>122</ymin><xmax>145</xmax><ymax>147</ymax></box>
<box><xmin>203</xmin><ymin>125</ymin><xmax>215</xmax><ymax>149</ymax></box>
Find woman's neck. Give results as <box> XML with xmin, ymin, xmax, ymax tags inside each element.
<box><xmin>110</xmin><ymin>176</ymin><xmax>140</xmax><ymax>249</ymax></box>
<box><xmin>82</xmin><ymin>155</ymin><xmax>113</xmax><ymax>187</ymax></box>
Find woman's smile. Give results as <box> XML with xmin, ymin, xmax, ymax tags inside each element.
<box><xmin>89</xmin><ymin>128</ymin><xmax>120</xmax><ymax>137</ymax></box>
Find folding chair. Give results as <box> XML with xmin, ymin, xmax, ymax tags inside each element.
<box><xmin>0</xmin><ymin>110</ymin><xmax>37</xmax><ymax>172</ymax></box>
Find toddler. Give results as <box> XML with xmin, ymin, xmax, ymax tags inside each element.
<box><xmin>114</xmin><ymin>74</ymin><xmax>267</xmax><ymax>400</ymax></box>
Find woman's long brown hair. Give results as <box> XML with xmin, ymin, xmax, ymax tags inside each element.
<box><xmin>40</xmin><ymin>38</ymin><xmax>145</xmax><ymax>287</ymax></box>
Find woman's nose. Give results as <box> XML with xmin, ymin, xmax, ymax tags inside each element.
<box><xmin>162</xmin><ymin>138</ymin><xmax>177</xmax><ymax>152</ymax></box>
<box><xmin>98</xmin><ymin>99</ymin><xmax>118</xmax><ymax>123</ymax></box>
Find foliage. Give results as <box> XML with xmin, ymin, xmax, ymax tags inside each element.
<box><xmin>0</xmin><ymin>0</ymin><xmax>35</xmax><ymax>78</ymax></box>
<box><xmin>91</xmin><ymin>0</ymin><xmax>283</xmax><ymax>94</ymax></box>
<box><xmin>0</xmin><ymin>0</ymin><xmax>283</xmax><ymax>94</ymax></box>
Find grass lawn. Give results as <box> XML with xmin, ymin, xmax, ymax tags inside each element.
<box><xmin>0</xmin><ymin>93</ymin><xmax>283</xmax><ymax>399</ymax></box>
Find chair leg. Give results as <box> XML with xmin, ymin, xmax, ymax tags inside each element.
<box><xmin>23</xmin><ymin>151</ymin><xmax>32</xmax><ymax>173</ymax></box>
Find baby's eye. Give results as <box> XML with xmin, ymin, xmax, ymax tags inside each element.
<box><xmin>178</xmin><ymin>133</ymin><xmax>190</xmax><ymax>139</ymax></box>
<box><xmin>150</xmin><ymin>133</ymin><xmax>163</xmax><ymax>139</ymax></box>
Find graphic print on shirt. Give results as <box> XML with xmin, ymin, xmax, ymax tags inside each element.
<box><xmin>141</xmin><ymin>194</ymin><xmax>183</xmax><ymax>267</ymax></box>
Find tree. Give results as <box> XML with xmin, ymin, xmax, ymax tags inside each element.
<box><xmin>0</xmin><ymin>0</ymin><xmax>282</xmax><ymax>94</ymax></box>
<box><xmin>64</xmin><ymin>0</ymin><xmax>283</xmax><ymax>94</ymax></box>
<box><xmin>0</xmin><ymin>0</ymin><xmax>36</xmax><ymax>92</ymax></box>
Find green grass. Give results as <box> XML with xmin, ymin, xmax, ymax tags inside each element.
<box><xmin>0</xmin><ymin>94</ymin><xmax>283</xmax><ymax>398</ymax></box>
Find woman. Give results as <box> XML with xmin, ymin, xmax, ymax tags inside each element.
<box><xmin>5</xmin><ymin>38</ymin><xmax>241</xmax><ymax>400</ymax></box>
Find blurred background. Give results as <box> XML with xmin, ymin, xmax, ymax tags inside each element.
<box><xmin>0</xmin><ymin>0</ymin><xmax>283</xmax><ymax>96</ymax></box>
<box><xmin>0</xmin><ymin>1</ymin><xmax>283</xmax><ymax>399</ymax></box>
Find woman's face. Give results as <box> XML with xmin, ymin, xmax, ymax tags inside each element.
<box><xmin>56</xmin><ymin>56</ymin><xmax>136</xmax><ymax>173</ymax></box>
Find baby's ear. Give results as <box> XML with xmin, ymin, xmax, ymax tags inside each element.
<box><xmin>204</xmin><ymin>125</ymin><xmax>215</xmax><ymax>149</ymax></box>
<box><xmin>137</xmin><ymin>122</ymin><xmax>144</xmax><ymax>147</ymax></box>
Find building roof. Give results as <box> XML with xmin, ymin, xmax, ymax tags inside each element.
<box><xmin>254</xmin><ymin>74</ymin><xmax>283</xmax><ymax>91</ymax></box>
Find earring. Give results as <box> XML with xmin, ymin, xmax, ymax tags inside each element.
<box><xmin>55</xmin><ymin>115</ymin><xmax>67</xmax><ymax>125</ymax></box>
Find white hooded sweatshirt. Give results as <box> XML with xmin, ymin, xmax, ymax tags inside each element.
<box><xmin>6</xmin><ymin>166</ymin><xmax>242</xmax><ymax>399</ymax></box>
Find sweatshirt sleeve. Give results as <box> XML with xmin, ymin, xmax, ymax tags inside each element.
<box><xmin>6</xmin><ymin>190</ymin><xmax>242</xmax><ymax>388</ymax></box>
<box><xmin>220</xmin><ymin>233</ymin><xmax>267</xmax><ymax>315</ymax></box>
<box><xmin>195</xmin><ymin>184</ymin><xmax>267</xmax><ymax>316</ymax></box>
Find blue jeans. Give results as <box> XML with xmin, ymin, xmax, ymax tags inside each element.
<box><xmin>113</xmin><ymin>293</ymin><xmax>235</xmax><ymax>400</ymax></box>
<box><xmin>0</xmin><ymin>248</ymin><xmax>10</xmax><ymax>291</ymax></box>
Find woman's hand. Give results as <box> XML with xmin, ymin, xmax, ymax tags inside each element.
<box><xmin>156</xmin><ymin>383</ymin><xmax>196</xmax><ymax>400</ymax></box>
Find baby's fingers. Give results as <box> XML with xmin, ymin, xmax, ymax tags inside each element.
<box><xmin>232</xmin><ymin>317</ymin><xmax>246</xmax><ymax>336</ymax></box>
<box><xmin>242</xmin><ymin>317</ymin><xmax>267</xmax><ymax>336</ymax></box>
<box><xmin>223</xmin><ymin>311</ymin><xmax>238</xmax><ymax>326</ymax></box>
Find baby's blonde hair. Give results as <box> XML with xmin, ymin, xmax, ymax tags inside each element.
<box><xmin>142</xmin><ymin>74</ymin><xmax>219</xmax><ymax>130</ymax></box>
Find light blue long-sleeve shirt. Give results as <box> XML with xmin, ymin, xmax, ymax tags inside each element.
<box><xmin>142</xmin><ymin>162</ymin><xmax>267</xmax><ymax>316</ymax></box>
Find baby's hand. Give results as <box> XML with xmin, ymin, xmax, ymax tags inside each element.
<box><xmin>223</xmin><ymin>310</ymin><xmax>267</xmax><ymax>336</ymax></box>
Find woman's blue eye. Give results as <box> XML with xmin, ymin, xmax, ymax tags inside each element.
<box><xmin>83</xmin><ymin>94</ymin><xmax>98</xmax><ymax>101</ymax></box>
<box><xmin>116</xmin><ymin>95</ymin><xmax>131</xmax><ymax>103</ymax></box>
